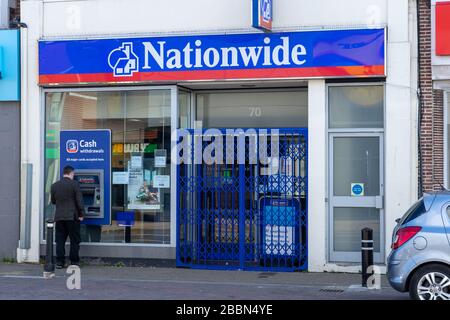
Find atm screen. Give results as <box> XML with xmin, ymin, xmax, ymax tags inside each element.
<box><xmin>72</xmin><ymin>170</ymin><xmax>104</xmax><ymax>219</ymax></box>
<box><xmin>75</xmin><ymin>175</ymin><xmax>100</xmax><ymax>185</ymax></box>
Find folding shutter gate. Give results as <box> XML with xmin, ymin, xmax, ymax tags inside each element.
<box><xmin>176</xmin><ymin>128</ymin><xmax>308</xmax><ymax>271</ymax></box>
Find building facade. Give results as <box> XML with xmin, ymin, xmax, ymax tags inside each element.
<box><xmin>18</xmin><ymin>0</ymin><xmax>419</xmax><ymax>273</ymax></box>
<box><xmin>0</xmin><ymin>0</ymin><xmax>20</xmax><ymax>260</ymax></box>
<box><xmin>423</xmin><ymin>0</ymin><xmax>450</xmax><ymax>193</ymax></box>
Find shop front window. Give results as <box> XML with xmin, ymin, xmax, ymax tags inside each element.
<box><xmin>328</xmin><ymin>85</ymin><xmax>384</xmax><ymax>128</ymax></box>
<box><xmin>196</xmin><ymin>90</ymin><xmax>308</xmax><ymax>128</ymax></box>
<box><xmin>44</xmin><ymin>89</ymin><xmax>172</xmax><ymax>244</ymax></box>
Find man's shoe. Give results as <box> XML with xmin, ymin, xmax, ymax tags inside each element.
<box><xmin>55</xmin><ymin>263</ymin><xmax>65</xmax><ymax>269</ymax></box>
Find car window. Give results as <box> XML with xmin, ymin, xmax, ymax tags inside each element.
<box><xmin>400</xmin><ymin>199</ymin><xmax>426</xmax><ymax>225</ymax></box>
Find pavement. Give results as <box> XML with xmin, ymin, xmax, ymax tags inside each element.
<box><xmin>0</xmin><ymin>262</ymin><xmax>409</xmax><ymax>300</ymax></box>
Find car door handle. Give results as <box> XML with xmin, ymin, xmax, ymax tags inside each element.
<box><xmin>375</xmin><ymin>196</ymin><xmax>383</xmax><ymax>209</ymax></box>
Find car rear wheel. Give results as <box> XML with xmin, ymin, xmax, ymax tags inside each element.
<box><xmin>409</xmin><ymin>264</ymin><xmax>450</xmax><ymax>300</ymax></box>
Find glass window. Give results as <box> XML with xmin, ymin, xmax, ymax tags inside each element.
<box><xmin>178</xmin><ymin>90</ymin><xmax>191</xmax><ymax>129</ymax></box>
<box><xmin>400</xmin><ymin>200</ymin><xmax>426</xmax><ymax>226</ymax></box>
<box><xmin>329</xmin><ymin>85</ymin><xmax>384</xmax><ymax>128</ymax></box>
<box><xmin>196</xmin><ymin>90</ymin><xmax>307</xmax><ymax>128</ymax></box>
<box><xmin>333</xmin><ymin>137</ymin><xmax>380</xmax><ymax>196</ymax></box>
<box><xmin>333</xmin><ymin>207</ymin><xmax>381</xmax><ymax>252</ymax></box>
<box><xmin>44</xmin><ymin>89</ymin><xmax>172</xmax><ymax>244</ymax></box>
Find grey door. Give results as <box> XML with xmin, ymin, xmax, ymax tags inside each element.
<box><xmin>329</xmin><ymin>133</ymin><xmax>384</xmax><ymax>263</ymax></box>
<box><xmin>0</xmin><ymin>102</ymin><xmax>20</xmax><ymax>259</ymax></box>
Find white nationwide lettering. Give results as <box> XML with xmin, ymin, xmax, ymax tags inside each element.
<box><xmin>272</xmin><ymin>37</ymin><xmax>290</xmax><ymax>66</ymax></box>
<box><xmin>183</xmin><ymin>43</ymin><xmax>193</xmax><ymax>68</ymax></box>
<box><xmin>239</xmin><ymin>46</ymin><xmax>263</xmax><ymax>67</ymax></box>
<box><xmin>140</xmin><ymin>36</ymin><xmax>308</xmax><ymax>71</ymax></box>
<box><xmin>203</xmin><ymin>48</ymin><xmax>220</xmax><ymax>68</ymax></box>
<box><xmin>167</xmin><ymin>49</ymin><xmax>182</xmax><ymax>69</ymax></box>
<box><xmin>142</xmin><ymin>41</ymin><xmax>165</xmax><ymax>69</ymax></box>
<box><xmin>292</xmin><ymin>44</ymin><xmax>307</xmax><ymax>65</ymax></box>
<box><xmin>220</xmin><ymin>47</ymin><xmax>239</xmax><ymax>67</ymax></box>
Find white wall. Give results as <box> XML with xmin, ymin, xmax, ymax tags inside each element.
<box><xmin>18</xmin><ymin>0</ymin><xmax>43</xmax><ymax>263</ymax></box>
<box><xmin>307</xmin><ymin>80</ymin><xmax>327</xmax><ymax>272</ymax></box>
<box><xmin>19</xmin><ymin>0</ymin><xmax>418</xmax><ymax>273</ymax></box>
<box><xmin>38</xmin><ymin>0</ymin><xmax>387</xmax><ymax>39</ymax></box>
<box><xmin>384</xmin><ymin>0</ymin><xmax>417</xmax><ymax>269</ymax></box>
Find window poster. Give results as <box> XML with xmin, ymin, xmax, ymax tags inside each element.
<box><xmin>127</xmin><ymin>159</ymin><xmax>161</xmax><ymax>210</ymax></box>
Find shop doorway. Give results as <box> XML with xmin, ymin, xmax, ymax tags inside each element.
<box><xmin>176</xmin><ymin>88</ymin><xmax>308</xmax><ymax>271</ymax></box>
<box><xmin>328</xmin><ymin>133</ymin><xmax>385</xmax><ymax>263</ymax></box>
<box><xmin>176</xmin><ymin>128</ymin><xmax>308</xmax><ymax>271</ymax></box>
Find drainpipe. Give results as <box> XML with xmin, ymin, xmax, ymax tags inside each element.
<box><xmin>16</xmin><ymin>20</ymin><xmax>31</xmax><ymax>262</ymax></box>
<box><xmin>417</xmin><ymin>0</ymin><xmax>428</xmax><ymax>198</ymax></box>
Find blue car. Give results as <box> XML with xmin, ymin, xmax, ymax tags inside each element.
<box><xmin>387</xmin><ymin>191</ymin><xmax>450</xmax><ymax>300</ymax></box>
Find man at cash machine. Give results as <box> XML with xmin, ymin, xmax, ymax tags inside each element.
<box><xmin>51</xmin><ymin>165</ymin><xmax>85</xmax><ymax>268</ymax></box>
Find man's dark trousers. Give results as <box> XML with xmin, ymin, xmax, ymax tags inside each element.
<box><xmin>55</xmin><ymin>220</ymin><xmax>81</xmax><ymax>265</ymax></box>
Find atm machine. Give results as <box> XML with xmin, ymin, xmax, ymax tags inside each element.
<box><xmin>73</xmin><ymin>169</ymin><xmax>104</xmax><ymax>219</ymax></box>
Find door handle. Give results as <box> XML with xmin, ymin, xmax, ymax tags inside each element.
<box><xmin>375</xmin><ymin>196</ymin><xmax>383</xmax><ymax>209</ymax></box>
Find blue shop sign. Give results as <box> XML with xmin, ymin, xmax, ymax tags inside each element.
<box><xmin>39</xmin><ymin>28</ymin><xmax>386</xmax><ymax>85</ymax></box>
<box><xmin>0</xmin><ymin>29</ymin><xmax>20</xmax><ymax>101</ymax></box>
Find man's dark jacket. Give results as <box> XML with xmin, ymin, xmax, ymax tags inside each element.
<box><xmin>51</xmin><ymin>177</ymin><xmax>85</xmax><ymax>221</ymax></box>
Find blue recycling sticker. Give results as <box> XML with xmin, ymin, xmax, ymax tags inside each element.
<box><xmin>351</xmin><ymin>183</ymin><xmax>364</xmax><ymax>196</ymax></box>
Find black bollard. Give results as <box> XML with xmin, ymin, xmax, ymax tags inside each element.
<box><xmin>361</xmin><ymin>228</ymin><xmax>374</xmax><ymax>287</ymax></box>
<box><xmin>44</xmin><ymin>220</ymin><xmax>55</xmax><ymax>275</ymax></box>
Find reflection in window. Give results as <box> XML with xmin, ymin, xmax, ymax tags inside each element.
<box><xmin>44</xmin><ymin>89</ymin><xmax>171</xmax><ymax>244</ymax></box>
<box><xmin>333</xmin><ymin>207</ymin><xmax>380</xmax><ymax>252</ymax></box>
<box><xmin>329</xmin><ymin>85</ymin><xmax>384</xmax><ymax>128</ymax></box>
<box><xmin>196</xmin><ymin>90</ymin><xmax>308</xmax><ymax>128</ymax></box>
<box><xmin>333</xmin><ymin>137</ymin><xmax>380</xmax><ymax>196</ymax></box>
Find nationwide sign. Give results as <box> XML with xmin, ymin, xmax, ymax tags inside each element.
<box><xmin>39</xmin><ymin>28</ymin><xmax>385</xmax><ymax>85</ymax></box>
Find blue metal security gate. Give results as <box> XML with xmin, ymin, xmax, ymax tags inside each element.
<box><xmin>176</xmin><ymin>128</ymin><xmax>308</xmax><ymax>271</ymax></box>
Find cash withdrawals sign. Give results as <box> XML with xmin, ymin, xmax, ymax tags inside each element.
<box><xmin>60</xmin><ymin>130</ymin><xmax>111</xmax><ymax>226</ymax></box>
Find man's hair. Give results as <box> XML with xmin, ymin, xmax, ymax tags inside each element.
<box><xmin>63</xmin><ymin>165</ymin><xmax>75</xmax><ymax>176</ymax></box>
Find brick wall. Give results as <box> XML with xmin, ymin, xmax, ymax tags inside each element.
<box><xmin>419</xmin><ymin>0</ymin><xmax>445</xmax><ymax>193</ymax></box>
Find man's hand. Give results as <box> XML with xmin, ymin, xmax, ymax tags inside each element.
<box><xmin>78</xmin><ymin>217</ymin><xmax>84</xmax><ymax>222</ymax></box>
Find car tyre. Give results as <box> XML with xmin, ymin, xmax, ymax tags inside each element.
<box><xmin>409</xmin><ymin>264</ymin><xmax>450</xmax><ymax>300</ymax></box>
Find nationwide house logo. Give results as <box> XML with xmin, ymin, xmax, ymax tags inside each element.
<box><xmin>261</xmin><ymin>0</ymin><xmax>272</xmax><ymax>23</ymax></box>
<box><xmin>66</xmin><ymin>140</ymin><xmax>79</xmax><ymax>153</ymax></box>
<box><xmin>253</xmin><ymin>0</ymin><xmax>272</xmax><ymax>31</ymax></box>
<box><xmin>108</xmin><ymin>42</ymin><xmax>139</xmax><ymax>77</ymax></box>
